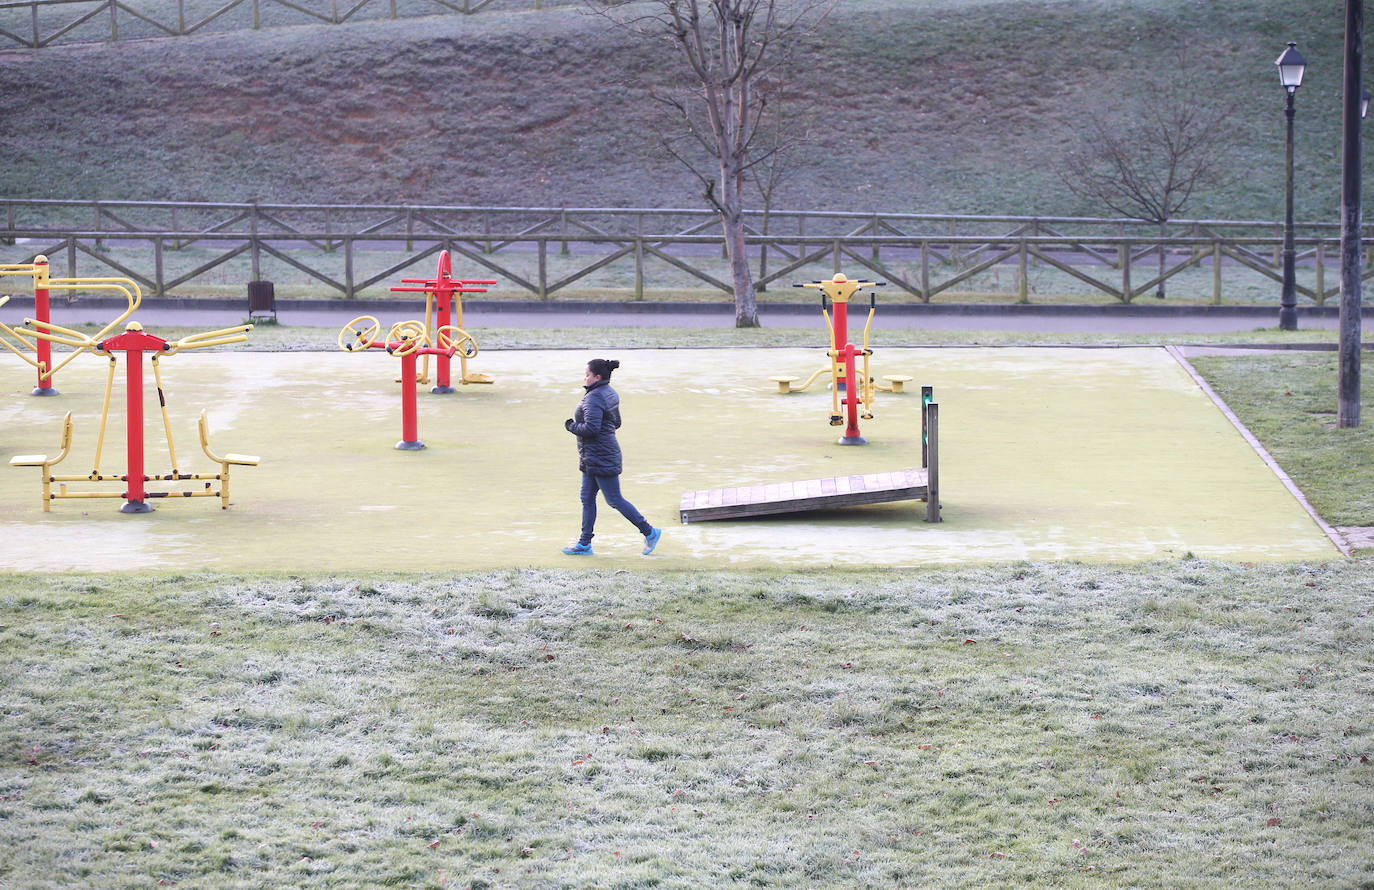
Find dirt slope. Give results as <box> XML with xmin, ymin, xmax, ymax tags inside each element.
<box><xmin>0</xmin><ymin>0</ymin><xmax>1357</xmax><ymax>218</ymax></box>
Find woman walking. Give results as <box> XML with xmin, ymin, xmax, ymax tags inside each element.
<box><xmin>562</xmin><ymin>358</ymin><xmax>661</xmax><ymax>556</ymax></box>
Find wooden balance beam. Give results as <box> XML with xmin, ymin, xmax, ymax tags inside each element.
<box><xmin>680</xmin><ymin>399</ymin><xmax>940</xmax><ymax>524</ymax></box>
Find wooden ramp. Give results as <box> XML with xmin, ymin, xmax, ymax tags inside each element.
<box><xmin>680</xmin><ymin>468</ymin><xmax>936</xmax><ymax>523</ymax></box>
<box><xmin>681</xmin><ymin>396</ymin><xmax>941</xmax><ymax>524</ymax></box>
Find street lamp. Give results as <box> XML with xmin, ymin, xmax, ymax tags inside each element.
<box><xmin>1275</xmin><ymin>41</ymin><xmax>1307</xmax><ymax>331</ymax></box>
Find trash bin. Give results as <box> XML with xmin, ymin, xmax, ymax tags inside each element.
<box><xmin>247</xmin><ymin>280</ymin><xmax>276</xmax><ymax>321</ymax></box>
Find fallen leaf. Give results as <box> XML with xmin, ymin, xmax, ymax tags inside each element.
<box><xmin>1267</xmin><ymin>817</ymin><xmax>1282</xmax><ymax>827</ymax></box>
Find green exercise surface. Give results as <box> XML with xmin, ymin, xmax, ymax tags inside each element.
<box><xmin>0</xmin><ymin>347</ymin><xmax>1338</xmax><ymax>572</ymax></box>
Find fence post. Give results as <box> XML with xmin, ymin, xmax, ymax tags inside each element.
<box><xmin>154</xmin><ymin>238</ymin><xmax>164</xmax><ymax>296</ymax></box>
<box><xmin>634</xmin><ymin>214</ymin><xmax>644</xmax><ymax>301</ymax></box>
<box><xmin>1314</xmin><ymin>241</ymin><xmax>1325</xmax><ymax>306</ymax></box>
<box><xmin>31</xmin><ymin>1</ymin><xmax>39</xmax><ymax>47</ymax></box>
<box><xmin>250</xmin><ymin>203</ymin><xmax>261</xmax><ymax>281</ymax></box>
<box><xmin>757</xmin><ymin>227</ymin><xmax>769</xmax><ymax>290</ymax></box>
<box><xmin>66</xmin><ymin>237</ymin><xmax>76</xmax><ymax>277</ymax></box>
<box><xmin>1120</xmin><ymin>242</ymin><xmax>1131</xmax><ymax>303</ymax></box>
<box><xmin>832</xmin><ymin>239</ymin><xmax>841</xmax><ymax>274</ymax></box>
<box><xmin>1018</xmin><ymin>240</ymin><xmax>1029</xmax><ymax>303</ymax></box>
<box><xmin>559</xmin><ymin>210</ymin><xmax>569</xmax><ymax>256</ymax></box>
<box><xmin>390</xmin><ymin>0</ymin><xmax>396</xmax><ymax>17</ymax></box>
<box><xmin>109</xmin><ymin>0</ymin><xmax>117</xmax><ymax>41</ymax></box>
<box><xmin>920</xmin><ymin>240</ymin><xmax>930</xmax><ymax>303</ymax></box>
<box><xmin>537</xmin><ymin>238</ymin><xmax>548</xmax><ymax>299</ymax></box>
<box><xmin>252</xmin><ymin>0</ymin><xmax>259</xmax><ymax>29</ymax></box>
<box><xmin>345</xmin><ymin>237</ymin><xmax>354</xmax><ymax>298</ymax></box>
<box><xmin>483</xmin><ymin>211</ymin><xmax>492</xmax><ymax>254</ymax></box>
<box><xmin>405</xmin><ymin>205</ymin><xmax>413</xmax><ymax>252</ymax></box>
<box><xmin>1212</xmin><ymin>242</ymin><xmax>1222</xmax><ymax>304</ymax></box>
<box><xmin>177</xmin><ymin>0</ymin><xmax>185</xmax><ymax>32</ymax></box>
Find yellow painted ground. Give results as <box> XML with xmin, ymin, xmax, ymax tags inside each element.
<box><xmin>0</xmin><ymin>347</ymin><xmax>1338</xmax><ymax>572</ymax></box>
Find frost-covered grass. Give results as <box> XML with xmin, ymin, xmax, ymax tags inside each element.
<box><xmin>1</xmin><ymin>563</ymin><xmax>1371</xmax><ymax>889</ymax></box>
<box><xmin>1191</xmin><ymin>352</ymin><xmax>1374</xmax><ymax>530</ymax></box>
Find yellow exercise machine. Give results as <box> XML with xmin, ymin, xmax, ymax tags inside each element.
<box><xmin>775</xmin><ymin>273</ymin><xmax>910</xmax><ymax>445</ymax></box>
<box><xmin>10</xmin><ymin>320</ymin><xmax>259</xmax><ymax>513</ymax></box>
<box><xmin>338</xmin><ymin>315</ymin><xmax>477</xmax><ymax>450</ymax></box>
<box><xmin>0</xmin><ymin>255</ymin><xmax>142</xmax><ymax>395</ymax></box>
<box><xmin>388</xmin><ymin>249</ymin><xmax>495</xmax><ymax>391</ymax></box>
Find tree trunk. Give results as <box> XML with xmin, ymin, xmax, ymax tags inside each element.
<box><xmin>723</xmin><ymin>213</ymin><xmax>759</xmax><ymax>326</ymax></box>
<box><xmin>720</xmin><ymin>154</ymin><xmax>759</xmax><ymax>327</ymax></box>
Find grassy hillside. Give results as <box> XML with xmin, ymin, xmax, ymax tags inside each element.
<box><xmin>0</xmin><ymin>0</ymin><xmax>1366</xmax><ymax>221</ymax></box>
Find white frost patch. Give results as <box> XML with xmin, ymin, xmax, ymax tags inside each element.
<box><xmin>0</xmin><ymin>522</ymin><xmax>193</xmax><ymax>571</ymax></box>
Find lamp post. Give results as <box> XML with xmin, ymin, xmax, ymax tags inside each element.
<box><xmin>1276</xmin><ymin>41</ymin><xmax>1307</xmax><ymax>331</ymax></box>
<box><xmin>1337</xmin><ymin>0</ymin><xmax>1365</xmax><ymax>430</ymax></box>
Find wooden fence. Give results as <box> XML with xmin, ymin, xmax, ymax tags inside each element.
<box><xmin>0</xmin><ymin>0</ymin><xmax>569</xmax><ymax>47</ymax></box>
<box><xmin>2</xmin><ymin>200</ymin><xmax>1371</xmax><ymax>303</ymax></box>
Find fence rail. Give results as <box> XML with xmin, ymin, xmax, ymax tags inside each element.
<box><xmin>0</xmin><ymin>0</ymin><xmax>569</xmax><ymax>47</ymax></box>
<box><xmin>3</xmin><ymin>201</ymin><xmax>1373</xmax><ymax>304</ymax></box>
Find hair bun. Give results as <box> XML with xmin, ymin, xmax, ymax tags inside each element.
<box><xmin>608</xmin><ymin>360</ymin><xmax>620</xmax><ymax>370</ymax></box>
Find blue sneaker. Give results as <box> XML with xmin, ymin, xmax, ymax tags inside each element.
<box><xmin>561</xmin><ymin>542</ymin><xmax>593</xmax><ymax>555</ymax></box>
<box><xmin>642</xmin><ymin>527</ymin><xmax>662</xmax><ymax>556</ymax></box>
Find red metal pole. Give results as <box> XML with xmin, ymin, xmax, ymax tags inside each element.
<box><xmin>32</xmin><ymin>256</ymin><xmax>56</xmax><ymax>396</ymax></box>
<box><xmin>122</xmin><ymin>346</ymin><xmax>151</xmax><ymax>511</ymax></box>
<box><xmin>831</xmin><ymin>299</ymin><xmax>865</xmax><ymax>443</ymax></box>
<box><xmin>832</xmin><ymin>298</ymin><xmax>849</xmax><ymax>363</ymax></box>
<box><xmin>434</xmin><ymin>251</ymin><xmax>454</xmax><ymax>392</ymax></box>
<box><xmin>434</xmin><ymin>285</ymin><xmax>454</xmax><ymax>392</ymax></box>
<box><xmin>841</xmin><ymin>345</ymin><xmax>862</xmax><ymax>440</ymax></box>
<box><xmin>397</xmin><ymin>349</ymin><xmax>424</xmax><ymax>450</ymax></box>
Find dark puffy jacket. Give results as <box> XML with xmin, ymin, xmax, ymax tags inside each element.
<box><xmin>567</xmin><ymin>379</ymin><xmax>623</xmax><ymax>475</ymax></box>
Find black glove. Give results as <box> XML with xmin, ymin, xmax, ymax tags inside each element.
<box><xmin>564</xmin><ymin>418</ymin><xmax>574</xmax><ymax>431</ymax></box>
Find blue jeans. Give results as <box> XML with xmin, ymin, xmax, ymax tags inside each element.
<box><xmin>579</xmin><ymin>473</ymin><xmax>651</xmax><ymax>545</ymax></box>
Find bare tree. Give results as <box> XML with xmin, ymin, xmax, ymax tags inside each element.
<box><xmin>1061</xmin><ymin>84</ymin><xmax>1238</xmax><ymax>299</ymax></box>
<box><xmin>591</xmin><ymin>0</ymin><xmax>835</xmax><ymax>327</ymax></box>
